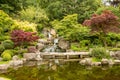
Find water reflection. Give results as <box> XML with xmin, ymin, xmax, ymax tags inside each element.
<box><xmin>0</xmin><ymin>62</ymin><xmax>120</xmax><ymax>80</ymax></box>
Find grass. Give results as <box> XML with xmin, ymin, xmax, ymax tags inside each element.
<box><xmin>0</xmin><ymin>61</ymin><xmax>9</xmax><ymax>64</ymax></box>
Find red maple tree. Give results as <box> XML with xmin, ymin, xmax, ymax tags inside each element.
<box><xmin>83</xmin><ymin>10</ymin><xmax>120</xmax><ymax>46</ymax></box>
<box><xmin>11</xmin><ymin>30</ymin><xmax>39</xmax><ymax>46</ymax></box>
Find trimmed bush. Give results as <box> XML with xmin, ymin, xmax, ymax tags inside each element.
<box><xmin>2</xmin><ymin>53</ymin><xmax>12</xmax><ymax>61</ymax></box>
<box><xmin>1</xmin><ymin>40</ymin><xmax>14</xmax><ymax>49</ymax></box>
<box><xmin>90</xmin><ymin>47</ymin><xmax>110</xmax><ymax>59</ymax></box>
<box><xmin>1</xmin><ymin>50</ymin><xmax>14</xmax><ymax>57</ymax></box>
<box><xmin>1</xmin><ymin>50</ymin><xmax>13</xmax><ymax>61</ymax></box>
<box><xmin>0</xmin><ymin>44</ymin><xmax>5</xmax><ymax>53</ymax></box>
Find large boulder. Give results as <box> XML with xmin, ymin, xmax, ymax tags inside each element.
<box><xmin>12</xmin><ymin>55</ymin><xmax>19</xmax><ymax>60</ymax></box>
<box><xmin>23</xmin><ymin>53</ymin><xmax>37</xmax><ymax>61</ymax></box>
<box><xmin>58</xmin><ymin>38</ymin><xmax>70</xmax><ymax>50</ymax></box>
<box><xmin>36</xmin><ymin>43</ymin><xmax>45</xmax><ymax>51</ymax></box>
<box><xmin>50</xmin><ymin>29</ymin><xmax>56</xmax><ymax>37</ymax></box>
<box><xmin>9</xmin><ymin>60</ymin><xmax>23</xmax><ymax>66</ymax></box>
<box><xmin>0</xmin><ymin>64</ymin><xmax>9</xmax><ymax>70</ymax></box>
<box><xmin>115</xmin><ymin>51</ymin><xmax>120</xmax><ymax>59</ymax></box>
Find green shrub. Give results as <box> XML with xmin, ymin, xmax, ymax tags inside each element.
<box><xmin>80</xmin><ymin>40</ymin><xmax>90</xmax><ymax>47</ymax></box>
<box><xmin>70</xmin><ymin>43</ymin><xmax>88</xmax><ymax>51</ymax></box>
<box><xmin>95</xmin><ymin>6</ymin><xmax>120</xmax><ymax>20</ymax></box>
<box><xmin>90</xmin><ymin>47</ymin><xmax>110</xmax><ymax>60</ymax></box>
<box><xmin>109</xmin><ymin>48</ymin><xmax>120</xmax><ymax>51</ymax></box>
<box><xmin>1</xmin><ymin>40</ymin><xmax>14</xmax><ymax>49</ymax></box>
<box><xmin>1</xmin><ymin>50</ymin><xmax>14</xmax><ymax>57</ymax></box>
<box><xmin>2</xmin><ymin>53</ymin><xmax>12</xmax><ymax>61</ymax></box>
<box><xmin>0</xmin><ymin>35</ymin><xmax>10</xmax><ymax>41</ymax></box>
<box><xmin>0</xmin><ymin>44</ymin><xmax>5</xmax><ymax>53</ymax></box>
<box><xmin>51</xmin><ymin>14</ymin><xmax>90</xmax><ymax>42</ymax></box>
<box><xmin>1</xmin><ymin>50</ymin><xmax>13</xmax><ymax>61</ymax></box>
<box><xmin>0</xmin><ymin>10</ymin><xmax>15</xmax><ymax>34</ymax></box>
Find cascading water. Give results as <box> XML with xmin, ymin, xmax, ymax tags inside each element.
<box><xmin>42</xmin><ymin>32</ymin><xmax>62</xmax><ymax>52</ymax></box>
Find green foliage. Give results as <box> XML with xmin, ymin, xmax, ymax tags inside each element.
<box><xmin>0</xmin><ymin>10</ymin><xmax>14</xmax><ymax>34</ymax></box>
<box><xmin>19</xmin><ymin>6</ymin><xmax>49</xmax><ymax>23</ymax></box>
<box><xmin>80</xmin><ymin>40</ymin><xmax>90</xmax><ymax>47</ymax></box>
<box><xmin>1</xmin><ymin>50</ymin><xmax>14</xmax><ymax>57</ymax></box>
<box><xmin>109</xmin><ymin>48</ymin><xmax>120</xmax><ymax>51</ymax></box>
<box><xmin>106</xmin><ymin>33</ymin><xmax>120</xmax><ymax>47</ymax></box>
<box><xmin>51</xmin><ymin>14</ymin><xmax>90</xmax><ymax>42</ymax></box>
<box><xmin>39</xmin><ymin>0</ymin><xmax>102</xmax><ymax>23</ymax></box>
<box><xmin>12</xmin><ymin>20</ymin><xmax>37</xmax><ymax>32</ymax></box>
<box><xmin>0</xmin><ymin>35</ymin><xmax>10</xmax><ymax>41</ymax></box>
<box><xmin>90</xmin><ymin>47</ymin><xmax>109</xmax><ymax>59</ymax></box>
<box><xmin>70</xmin><ymin>43</ymin><xmax>88</xmax><ymax>51</ymax></box>
<box><xmin>0</xmin><ymin>45</ymin><xmax>5</xmax><ymax>53</ymax></box>
<box><xmin>0</xmin><ymin>0</ymin><xmax>23</xmax><ymax>14</ymax></box>
<box><xmin>1</xmin><ymin>50</ymin><xmax>13</xmax><ymax>61</ymax></box>
<box><xmin>95</xmin><ymin>6</ymin><xmax>120</xmax><ymax>20</ymax></box>
<box><xmin>1</xmin><ymin>40</ymin><xmax>14</xmax><ymax>49</ymax></box>
<box><xmin>2</xmin><ymin>53</ymin><xmax>11</xmax><ymax>61</ymax></box>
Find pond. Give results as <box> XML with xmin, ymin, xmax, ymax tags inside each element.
<box><xmin>0</xmin><ymin>62</ymin><xmax>120</xmax><ymax>80</ymax></box>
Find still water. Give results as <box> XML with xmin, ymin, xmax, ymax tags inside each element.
<box><xmin>0</xmin><ymin>62</ymin><xmax>120</xmax><ymax>80</ymax></box>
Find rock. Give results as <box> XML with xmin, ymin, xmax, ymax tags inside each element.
<box><xmin>36</xmin><ymin>43</ymin><xmax>45</xmax><ymax>51</ymax></box>
<box><xmin>12</xmin><ymin>55</ymin><xmax>19</xmax><ymax>60</ymax></box>
<box><xmin>23</xmin><ymin>53</ymin><xmax>37</xmax><ymax>61</ymax></box>
<box><xmin>38</xmin><ymin>39</ymin><xmax>49</xmax><ymax>44</ymax></box>
<box><xmin>0</xmin><ymin>64</ymin><xmax>9</xmax><ymax>70</ymax></box>
<box><xmin>115</xmin><ymin>51</ymin><xmax>120</xmax><ymax>59</ymax></box>
<box><xmin>27</xmin><ymin>46</ymin><xmax>37</xmax><ymax>53</ymax></box>
<box><xmin>42</xmin><ymin>28</ymin><xmax>49</xmax><ymax>38</ymax></box>
<box><xmin>0</xmin><ymin>57</ymin><xmax>3</xmax><ymax>61</ymax></box>
<box><xmin>110</xmin><ymin>51</ymin><xmax>116</xmax><ymax>57</ymax></box>
<box><xmin>101</xmin><ymin>58</ymin><xmax>109</xmax><ymax>66</ymax></box>
<box><xmin>24</xmin><ymin>61</ymin><xmax>36</xmax><ymax>66</ymax></box>
<box><xmin>58</xmin><ymin>38</ymin><xmax>69</xmax><ymax>50</ymax></box>
<box><xmin>50</xmin><ymin>29</ymin><xmax>56</xmax><ymax>37</ymax></box>
<box><xmin>35</xmin><ymin>52</ymin><xmax>42</xmax><ymax>61</ymax></box>
<box><xmin>9</xmin><ymin>60</ymin><xmax>23</xmax><ymax>66</ymax></box>
<box><xmin>114</xmin><ymin>60</ymin><xmax>120</xmax><ymax>65</ymax></box>
<box><xmin>85</xmin><ymin>58</ymin><xmax>92</xmax><ymax>66</ymax></box>
<box><xmin>21</xmin><ymin>58</ymin><xmax>27</xmax><ymax>63</ymax></box>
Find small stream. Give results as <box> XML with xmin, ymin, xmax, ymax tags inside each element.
<box><xmin>0</xmin><ymin>62</ymin><xmax>120</xmax><ymax>80</ymax></box>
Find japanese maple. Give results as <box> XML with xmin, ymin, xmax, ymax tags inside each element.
<box><xmin>11</xmin><ymin>30</ymin><xmax>39</xmax><ymax>46</ymax></box>
<box><xmin>83</xmin><ymin>10</ymin><xmax>120</xmax><ymax>46</ymax></box>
